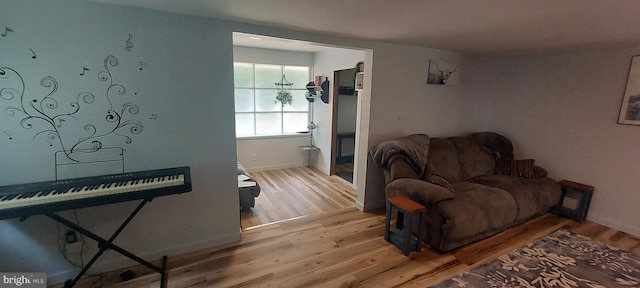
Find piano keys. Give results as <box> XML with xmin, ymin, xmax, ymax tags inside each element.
<box><xmin>0</xmin><ymin>166</ymin><xmax>192</xmax><ymax>220</ymax></box>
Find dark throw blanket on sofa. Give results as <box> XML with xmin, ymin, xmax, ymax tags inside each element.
<box><xmin>472</xmin><ymin>132</ymin><xmax>514</xmax><ymax>159</ymax></box>
<box><xmin>370</xmin><ymin>134</ymin><xmax>430</xmax><ymax>177</ymax></box>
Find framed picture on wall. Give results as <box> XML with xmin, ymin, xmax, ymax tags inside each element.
<box><xmin>427</xmin><ymin>59</ymin><xmax>460</xmax><ymax>86</ymax></box>
<box><xmin>618</xmin><ymin>55</ymin><xmax>640</xmax><ymax>125</ymax></box>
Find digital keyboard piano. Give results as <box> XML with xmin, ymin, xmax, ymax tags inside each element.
<box><xmin>0</xmin><ymin>166</ymin><xmax>192</xmax><ymax>288</ymax></box>
<box><xmin>0</xmin><ymin>166</ymin><xmax>191</xmax><ymax>220</ymax></box>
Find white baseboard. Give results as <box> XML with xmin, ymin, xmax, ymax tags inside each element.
<box><xmin>245</xmin><ymin>163</ymin><xmax>301</xmax><ymax>173</ymax></box>
<box><xmin>243</xmin><ymin>162</ymin><xmax>331</xmax><ymax>176</ymax></box>
<box><xmin>355</xmin><ymin>201</ymin><xmax>365</xmax><ymax>211</ymax></box>
<box><xmin>313</xmin><ymin>164</ymin><xmax>330</xmax><ymax>175</ymax></box>
<box><xmin>587</xmin><ymin>214</ymin><xmax>640</xmax><ymax>238</ymax></box>
<box><xmin>47</xmin><ymin>232</ymin><xmax>241</xmax><ymax>285</ymax></box>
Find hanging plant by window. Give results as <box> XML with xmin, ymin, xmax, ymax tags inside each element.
<box><xmin>275</xmin><ymin>74</ymin><xmax>293</xmax><ymax>107</ymax></box>
<box><xmin>276</xmin><ymin>90</ymin><xmax>292</xmax><ymax>106</ymax></box>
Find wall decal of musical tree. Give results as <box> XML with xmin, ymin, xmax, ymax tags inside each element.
<box><xmin>0</xmin><ymin>55</ymin><xmax>143</xmax><ymax>162</ymax></box>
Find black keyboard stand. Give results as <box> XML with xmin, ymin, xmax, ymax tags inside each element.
<box><xmin>45</xmin><ymin>198</ymin><xmax>168</xmax><ymax>288</ymax></box>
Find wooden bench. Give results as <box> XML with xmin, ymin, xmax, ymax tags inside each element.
<box><xmin>384</xmin><ymin>196</ymin><xmax>426</xmax><ymax>255</ymax></box>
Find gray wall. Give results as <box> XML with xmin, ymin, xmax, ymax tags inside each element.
<box><xmin>470</xmin><ymin>47</ymin><xmax>640</xmax><ymax>236</ymax></box>
<box><xmin>312</xmin><ymin>48</ymin><xmax>365</xmax><ymax>175</ymax></box>
<box><xmin>0</xmin><ymin>0</ymin><xmax>239</xmax><ymax>282</ymax></box>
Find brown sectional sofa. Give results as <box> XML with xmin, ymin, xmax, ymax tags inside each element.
<box><xmin>371</xmin><ymin>132</ymin><xmax>561</xmax><ymax>252</ymax></box>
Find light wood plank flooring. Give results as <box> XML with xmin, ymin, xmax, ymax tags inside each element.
<box><xmin>64</xmin><ymin>208</ymin><xmax>640</xmax><ymax>288</ymax></box>
<box><xmin>241</xmin><ymin>166</ymin><xmax>357</xmax><ymax>228</ymax></box>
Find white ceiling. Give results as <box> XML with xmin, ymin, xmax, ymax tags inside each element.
<box><xmin>233</xmin><ymin>33</ymin><xmax>335</xmax><ymax>53</ymax></box>
<box><xmin>91</xmin><ymin>0</ymin><xmax>640</xmax><ymax>54</ymax></box>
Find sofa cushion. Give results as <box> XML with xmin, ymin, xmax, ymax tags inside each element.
<box><xmin>449</xmin><ymin>136</ymin><xmax>496</xmax><ymax>180</ymax></box>
<box><xmin>427</xmin><ymin>138</ymin><xmax>462</xmax><ymax>183</ymax></box>
<box><xmin>435</xmin><ymin>181</ymin><xmax>517</xmax><ymax>241</ymax></box>
<box><xmin>469</xmin><ymin>174</ymin><xmax>561</xmax><ymax>222</ymax></box>
<box><xmin>424</xmin><ymin>163</ymin><xmax>455</xmax><ymax>192</ymax></box>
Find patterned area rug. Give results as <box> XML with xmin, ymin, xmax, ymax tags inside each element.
<box><xmin>431</xmin><ymin>229</ymin><xmax>640</xmax><ymax>287</ymax></box>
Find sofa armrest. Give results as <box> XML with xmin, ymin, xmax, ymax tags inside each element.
<box><xmin>533</xmin><ymin>165</ymin><xmax>548</xmax><ymax>178</ymax></box>
<box><xmin>385</xmin><ymin>178</ymin><xmax>454</xmax><ymax>205</ymax></box>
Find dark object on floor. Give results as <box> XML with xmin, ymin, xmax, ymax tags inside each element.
<box><xmin>336</xmin><ymin>171</ymin><xmax>353</xmax><ymax>183</ymax></box>
<box><xmin>237</xmin><ymin>162</ymin><xmax>260</xmax><ymax>211</ymax></box>
<box><xmin>120</xmin><ymin>270</ymin><xmax>134</xmax><ymax>281</ymax></box>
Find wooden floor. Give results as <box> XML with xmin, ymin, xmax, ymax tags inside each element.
<box><xmin>65</xmin><ymin>208</ymin><xmax>640</xmax><ymax>288</ymax></box>
<box><xmin>57</xmin><ymin>168</ymin><xmax>640</xmax><ymax>288</ymax></box>
<box><xmin>240</xmin><ymin>166</ymin><xmax>357</xmax><ymax>228</ymax></box>
<box><xmin>335</xmin><ymin>163</ymin><xmax>354</xmax><ymax>173</ymax></box>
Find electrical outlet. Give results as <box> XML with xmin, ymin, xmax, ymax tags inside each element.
<box><xmin>251</xmin><ymin>153</ymin><xmax>257</xmax><ymax>161</ymax></box>
<box><xmin>65</xmin><ymin>241</ymin><xmax>83</xmax><ymax>255</ymax></box>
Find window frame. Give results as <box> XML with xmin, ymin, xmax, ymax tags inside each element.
<box><xmin>234</xmin><ymin>62</ymin><xmax>311</xmax><ymax>138</ymax></box>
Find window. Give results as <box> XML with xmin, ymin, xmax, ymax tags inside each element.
<box><xmin>234</xmin><ymin>62</ymin><xmax>311</xmax><ymax>137</ymax></box>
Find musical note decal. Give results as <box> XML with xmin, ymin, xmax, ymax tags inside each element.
<box><xmin>4</xmin><ymin>130</ymin><xmax>12</xmax><ymax>140</ymax></box>
<box><xmin>150</xmin><ymin>114</ymin><xmax>157</xmax><ymax>120</ymax></box>
<box><xmin>80</xmin><ymin>67</ymin><xmax>89</xmax><ymax>76</ymax></box>
<box><xmin>125</xmin><ymin>34</ymin><xmax>134</xmax><ymax>52</ymax></box>
<box><xmin>134</xmin><ymin>89</ymin><xmax>139</xmax><ymax>96</ymax></box>
<box><xmin>139</xmin><ymin>62</ymin><xmax>146</xmax><ymax>71</ymax></box>
<box><xmin>1</xmin><ymin>27</ymin><xmax>13</xmax><ymax>37</ymax></box>
<box><xmin>56</xmin><ymin>119</ymin><xmax>66</xmax><ymax>128</ymax></box>
<box><xmin>29</xmin><ymin>48</ymin><xmax>36</xmax><ymax>59</ymax></box>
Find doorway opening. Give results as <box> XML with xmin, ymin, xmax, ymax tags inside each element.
<box><xmin>330</xmin><ymin>68</ymin><xmax>357</xmax><ymax>183</ymax></box>
<box><xmin>232</xmin><ymin>32</ymin><xmax>369</xmax><ymax>229</ymax></box>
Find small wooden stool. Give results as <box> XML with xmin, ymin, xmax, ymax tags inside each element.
<box><xmin>385</xmin><ymin>196</ymin><xmax>426</xmax><ymax>255</ymax></box>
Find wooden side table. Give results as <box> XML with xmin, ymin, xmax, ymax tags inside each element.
<box><xmin>385</xmin><ymin>196</ymin><xmax>426</xmax><ymax>255</ymax></box>
<box><xmin>551</xmin><ymin>180</ymin><xmax>594</xmax><ymax>222</ymax></box>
